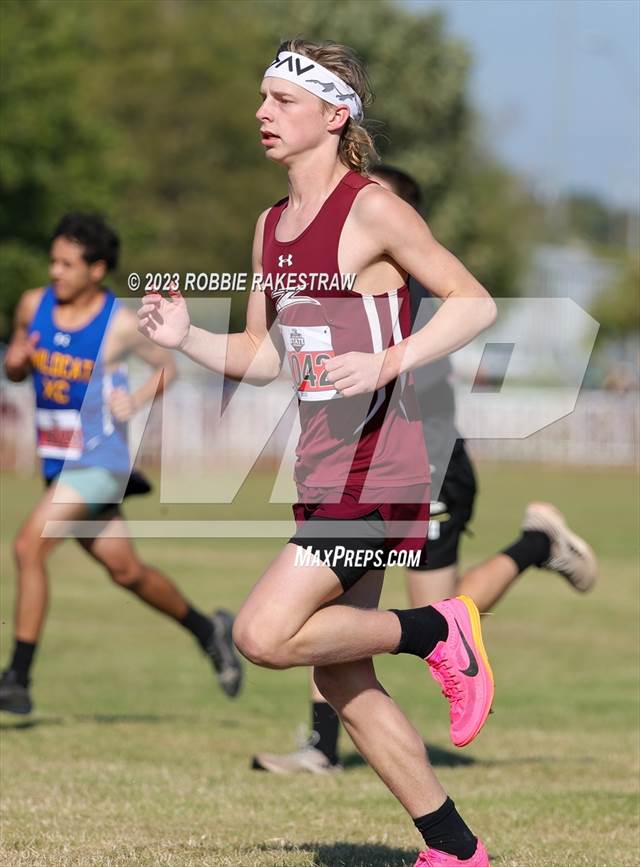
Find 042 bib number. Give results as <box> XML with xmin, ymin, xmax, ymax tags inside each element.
<box><xmin>279</xmin><ymin>324</ymin><xmax>339</xmax><ymax>402</ymax></box>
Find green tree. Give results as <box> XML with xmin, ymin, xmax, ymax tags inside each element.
<box><xmin>591</xmin><ymin>254</ymin><xmax>640</xmax><ymax>336</ymax></box>
<box><xmin>0</xmin><ymin>0</ymin><xmax>128</xmax><ymax>335</ymax></box>
<box><xmin>1</xmin><ymin>0</ymin><xmax>535</xmax><ymax>337</ymax></box>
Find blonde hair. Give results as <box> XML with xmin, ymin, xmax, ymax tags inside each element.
<box><xmin>278</xmin><ymin>38</ymin><xmax>379</xmax><ymax>175</ymax></box>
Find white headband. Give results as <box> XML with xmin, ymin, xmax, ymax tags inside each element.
<box><xmin>264</xmin><ymin>50</ymin><xmax>364</xmax><ymax>123</ymax></box>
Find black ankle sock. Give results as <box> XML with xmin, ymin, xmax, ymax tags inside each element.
<box><xmin>311</xmin><ymin>701</ymin><xmax>340</xmax><ymax>765</ymax></box>
<box><xmin>180</xmin><ymin>606</ymin><xmax>214</xmax><ymax>650</ymax></box>
<box><xmin>391</xmin><ymin>606</ymin><xmax>448</xmax><ymax>659</ymax></box>
<box><xmin>10</xmin><ymin>640</ymin><xmax>37</xmax><ymax>686</ymax></box>
<box><xmin>502</xmin><ymin>530</ymin><xmax>551</xmax><ymax>574</ymax></box>
<box><xmin>414</xmin><ymin>797</ymin><xmax>477</xmax><ymax>860</ymax></box>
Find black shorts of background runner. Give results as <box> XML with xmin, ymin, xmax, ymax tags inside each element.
<box><xmin>289</xmin><ymin>509</ymin><xmax>387</xmax><ymax>592</ymax></box>
<box><xmin>408</xmin><ymin>441</ymin><xmax>477</xmax><ymax>572</ymax></box>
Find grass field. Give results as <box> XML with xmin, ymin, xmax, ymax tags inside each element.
<box><xmin>1</xmin><ymin>464</ymin><xmax>638</xmax><ymax>867</ymax></box>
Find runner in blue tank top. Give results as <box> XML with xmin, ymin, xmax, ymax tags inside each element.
<box><xmin>0</xmin><ymin>213</ymin><xmax>243</xmax><ymax>715</ymax></box>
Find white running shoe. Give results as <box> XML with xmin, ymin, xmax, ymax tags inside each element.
<box><xmin>252</xmin><ymin>730</ymin><xmax>343</xmax><ymax>774</ymax></box>
<box><xmin>522</xmin><ymin>502</ymin><xmax>598</xmax><ymax>592</ymax></box>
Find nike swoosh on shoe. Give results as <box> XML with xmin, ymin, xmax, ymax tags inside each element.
<box><xmin>455</xmin><ymin>618</ymin><xmax>479</xmax><ymax>677</ymax></box>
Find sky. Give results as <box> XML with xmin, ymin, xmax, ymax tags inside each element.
<box><xmin>405</xmin><ymin>0</ymin><xmax>640</xmax><ymax>209</ymax></box>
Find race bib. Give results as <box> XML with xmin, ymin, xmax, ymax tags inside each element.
<box><xmin>280</xmin><ymin>324</ymin><xmax>339</xmax><ymax>402</ymax></box>
<box><xmin>36</xmin><ymin>408</ymin><xmax>83</xmax><ymax>460</ymax></box>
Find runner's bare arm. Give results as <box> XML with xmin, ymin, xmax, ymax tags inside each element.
<box><xmin>355</xmin><ymin>187</ymin><xmax>497</xmax><ymax>379</ymax></box>
<box><xmin>106</xmin><ymin>306</ymin><xmax>177</xmax><ymax>419</ymax></box>
<box><xmin>3</xmin><ymin>288</ymin><xmax>45</xmax><ymax>382</ymax></box>
<box><xmin>137</xmin><ymin>210</ymin><xmax>283</xmax><ymax>384</ymax></box>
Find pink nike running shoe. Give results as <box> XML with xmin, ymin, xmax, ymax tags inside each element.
<box><xmin>426</xmin><ymin>596</ymin><xmax>494</xmax><ymax>748</ymax></box>
<box><xmin>413</xmin><ymin>839</ymin><xmax>490</xmax><ymax>866</ymax></box>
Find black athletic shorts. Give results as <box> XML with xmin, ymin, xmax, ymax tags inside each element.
<box><xmin>408</xmin><ymin>440</ymin><xmax>477</xmax><ymax>571</ymax></box>
<box><xmin>289</xmin><ymin>509</ymin><xmax>387</xmax><ymax>592</ymax></box>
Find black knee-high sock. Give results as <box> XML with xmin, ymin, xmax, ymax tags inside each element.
<box><xmin>311</xmin><ymin>701</ymin><xmax>340</xmax><ymax>765</ymax></box>
<box><xmin>502</xmin><ymin>530</ymin><xmax>551</xmax><ymax>574</ymax></box>
<box><xmin>180</xmin><ymin>606</ymin><xmax>214</xmax><ymax>650</ymax></box>
<box><xmin>391</xmin><ymin>606</ymin><xmax>448</xmax><ymax>659</ymax></box>
<box><xmin>9</xmin><ymin>640</ymin><xmax>37</xmax><ymax>686</ymax></box>
<box><xmin>414</xmin><ymin>797</ymin><xmax>477</xmax><ymax>860</ymax></box>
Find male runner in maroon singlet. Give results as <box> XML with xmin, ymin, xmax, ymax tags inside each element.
<box><xmin>252</xmin><ymin>165</ymin><xmax>598</xmax><ymax>779</ymax></box>
<box><xmin>139</xmin><ymin>39</ymin><xmax>498</xmax><ymax>867</ymax></box>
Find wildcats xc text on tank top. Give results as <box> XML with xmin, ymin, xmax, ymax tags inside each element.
<box><xmin>29</xmin><ymin>286</ymin><xmax>130</xmax><ymax>480</ymax></box>
<box><xmin>261</xmin><ymin>170</ymin><xmax>429</xmax><ymax>503</ymax></box>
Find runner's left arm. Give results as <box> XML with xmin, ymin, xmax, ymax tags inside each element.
<box><xmin>325</xmin><ymin>187</ymin><xmax>497</xmax><ymax>396</ymax></box>
<box><xmin>106</xmin><ymin>306</ymin><xmax>177</xmax><ymax>421</ymax></box>
<box><xmin>368</xmin><ymin>186</ymin><xmax>496</xmax><ymax>380</ymax></box>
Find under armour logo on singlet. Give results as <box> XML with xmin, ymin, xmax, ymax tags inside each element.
<box><xmin>278</xmin><ymin>254</ymin><xmax>293</xmax><ymax>267</ymax></box>
<box><xmin>53</xmin><ymin>332</ymin><xmax>71</xmax><ymax>348</ymax></box>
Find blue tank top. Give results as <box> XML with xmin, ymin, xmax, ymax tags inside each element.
<box><xmin>28</xmin><ymin>286</ymin><xmax>131</xmax><ymax>480</ymax></box>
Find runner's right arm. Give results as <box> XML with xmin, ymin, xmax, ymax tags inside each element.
<box><xmin>137</xmin><ymin>210</ymin><xmax>283</xmax><ymax>384</ymax></box>
<box><xmin>3</xmin><ymin>288</ymin><xmax>44</xmax><ymax>382</ymax></box>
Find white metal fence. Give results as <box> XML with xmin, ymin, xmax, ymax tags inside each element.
<box><xmin>2</xmin><ymin>377</ymin><xmax>637</xmax><ymax>475</ymax></box>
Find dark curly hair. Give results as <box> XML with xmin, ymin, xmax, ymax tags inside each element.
<box><xmin>51</xmin><ymin>212</ymin><xmax>120</xmax><ymax>272</ymax></box>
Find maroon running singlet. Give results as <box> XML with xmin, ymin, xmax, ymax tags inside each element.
<box><xmin>261</xmin><ymin>171</ymin><xmax>430</xmax><ymax>552</ymax></box>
